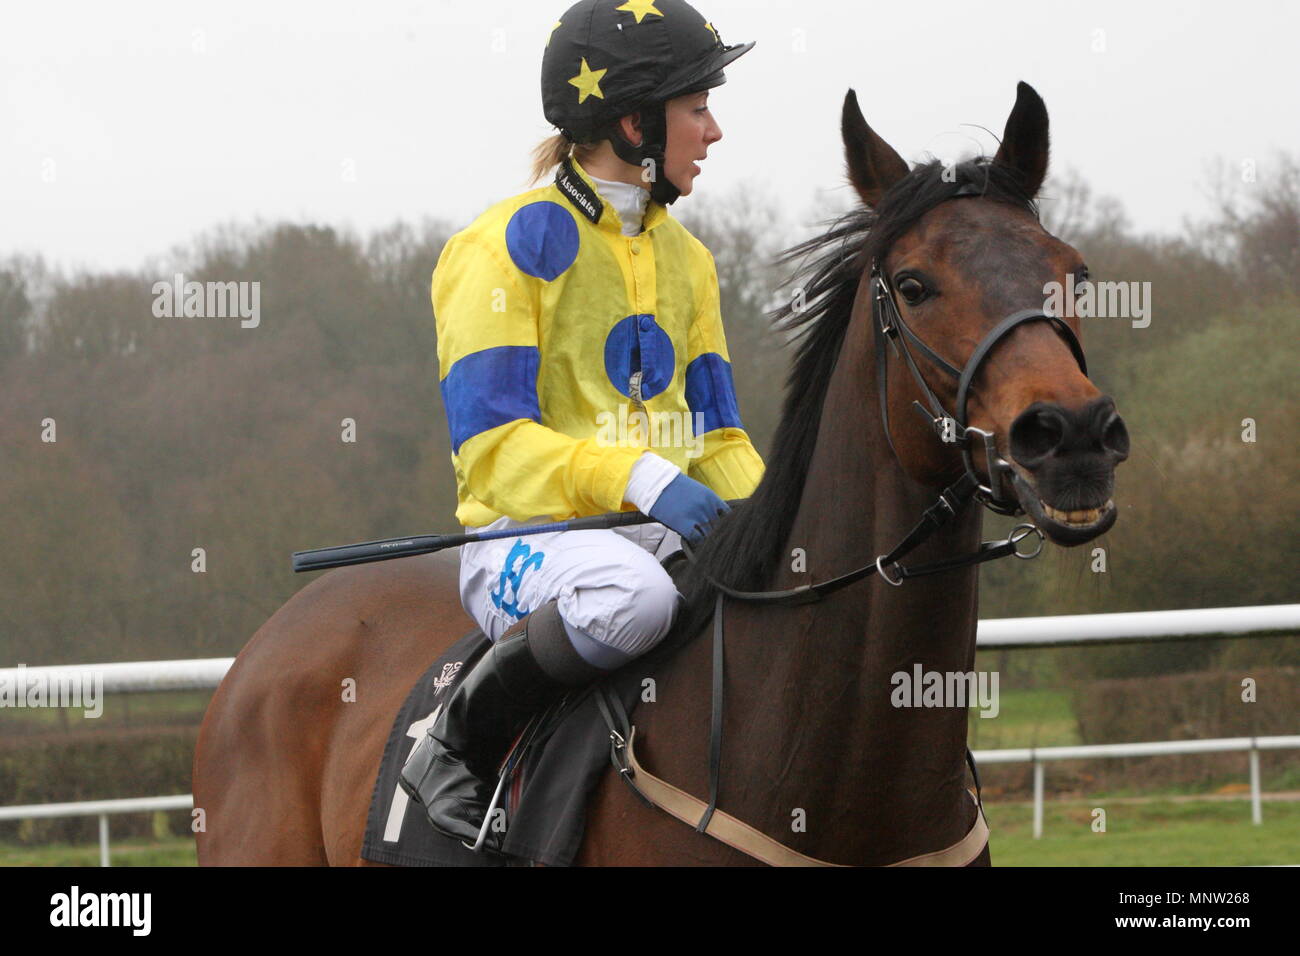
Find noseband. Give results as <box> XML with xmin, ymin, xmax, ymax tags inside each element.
<box><xmin>871</xmin><ymin>254</ymin><xmax>1088</xmax><ymax>516</ymax></box>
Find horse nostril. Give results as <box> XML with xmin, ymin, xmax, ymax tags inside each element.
<box><xmin>1009</xmin><ymin>405</ymin><xmax>1067</xmax><ymax>468</ymax></box>
<box><xmin>1101</xmin><ymin>412</ymin><xmax>1130</xmax><ymax>461</ymax></box>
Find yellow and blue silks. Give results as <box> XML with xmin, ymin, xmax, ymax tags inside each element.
<box><xmin>433</xmin><ymin>155</ymin><xmax>764</xmax><ymax>528</ymax></box>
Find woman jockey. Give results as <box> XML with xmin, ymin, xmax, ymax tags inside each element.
<box><xmin>400</xmin><ymin>0</ymin><xmax>765</xmax><ymax>848</ymax></box>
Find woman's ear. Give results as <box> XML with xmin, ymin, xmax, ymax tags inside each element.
<box><xmin>618</xmin><ymin>113</ymin><xmax>644</xmax><ymax>147</ymax></box>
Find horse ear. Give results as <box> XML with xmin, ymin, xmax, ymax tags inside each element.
<box><xmin>842</xmin><ymin>89</ymin><xmax>909</xmax><ymax>207</ymax></box>
<box><xmin>993</xmin><ymin>81</ymin><xmax>1050</xmax><ymax>198</ymax></box>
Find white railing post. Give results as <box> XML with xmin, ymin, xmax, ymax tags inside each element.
<box><xmin>1249</xmin><ymin>742</ymin><xmax>1262</xmax><ymax>826</ymax></box>
<box><xmin>99</xmin><ymin>814</ymin><xmax>110</xmax><ymax>867</ymax></box>
<box><xmin>1032</xmin><ymin>756</ymin><xmax>1044</xmax><ymax>839</ymax></box>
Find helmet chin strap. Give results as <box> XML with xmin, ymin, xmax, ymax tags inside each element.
<box><xmin>606</xmin><ymin>101</ymin><xmax>682</xmax><ymax>206</ymax></box>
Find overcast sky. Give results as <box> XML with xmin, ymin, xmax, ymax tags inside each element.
<box><xmin>4</xmin><ymin>0</ymin><xmax>1298</xmax><ymax>272</ymax></box>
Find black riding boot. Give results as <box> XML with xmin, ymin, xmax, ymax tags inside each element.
<box><xmin>399</xmin><ymin>599</ymin><xmax>603</xmax><ymax>849</ymax></box>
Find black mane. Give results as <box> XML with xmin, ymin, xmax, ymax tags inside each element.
<box><xmin>670</xmin><ymin>157</ymin><xmax>1039</xmax><ymax>641</ymax></box>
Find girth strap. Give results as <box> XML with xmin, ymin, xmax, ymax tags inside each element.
<box><xmin>611</xmin><ymin>725</ymin><xmax>988</xmax><ymax>867</ymax></box>
<box><xmin>596</xmin><ymin>620</ymin><xmax>991</xmax><ymax>868</ymax></box>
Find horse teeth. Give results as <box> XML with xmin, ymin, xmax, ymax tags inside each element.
<box><xmin>1042</xmin><ymin>501</ymin><xmax>1112</xmax><ymax>525</ymax></box>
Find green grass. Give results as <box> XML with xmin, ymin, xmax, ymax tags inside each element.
<box><xmin>0</xmin><ymin>835</ymin><xmax>196</xmax><ymax>867</ymax></box>
<box><xmin>967</xmin><ymin>687</ymin><xmax>1082</xmax><ymax>749</ymax></box>
<box><xmin>1067</xmin><ymin>769</ymin><xmax>1300</xmax><ymax>801</ymax></box>
<box><xmin>985</xmin><ymin>798</ymin><xmax>1300</xmax><ymax>866</ymax></box>
<box><xmin>4</xmin><ymin>799</ymin><xmax>1297</xmax><ymax>867</ymax></box>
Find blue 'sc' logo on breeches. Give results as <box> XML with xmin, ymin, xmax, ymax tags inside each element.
<box><xmin>490</xmin><ymin>538</ymin><xmax>545</xmax><ymax>620</ymax></box>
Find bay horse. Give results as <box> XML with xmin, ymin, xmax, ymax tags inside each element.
<box><xmin>194</xmin><ymin>82</ymin><xmax>1128</xmax><ymax>866</ymax></box>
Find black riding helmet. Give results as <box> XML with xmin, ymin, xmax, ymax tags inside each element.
<box><xmin>541</xmin><ymin>0</ymin><xmax>754</xmax><ymax>205</ymax></box>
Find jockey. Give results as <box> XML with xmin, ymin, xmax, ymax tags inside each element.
<box><xmin>400</xmin><ymin>0</ymin><xmax>764</xmax><ymax>848</ymax></box>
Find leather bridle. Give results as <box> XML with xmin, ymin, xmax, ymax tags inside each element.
<box><xmin>680</xmin><ymin>192</ymin><xmax>1092</xmax><ymax>602</ymax></box>
<box><xmin>871</xmin><ymin>256</ymin><xmax>1088</xmax><ymax>517</ymax></box>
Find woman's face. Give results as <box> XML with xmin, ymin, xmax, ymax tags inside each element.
<box><xmin>661</xmin><ymin>90</ymin><xmax>723</xmax><ymax>197</ymax></box>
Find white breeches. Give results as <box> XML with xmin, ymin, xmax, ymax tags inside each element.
<box><xmin>457</xmin><ymin>515</ymin><xmax>683</xmax><ymax>669</ymax></box>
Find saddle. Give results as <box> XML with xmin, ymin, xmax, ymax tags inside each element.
<box><xmin>359</xmin><ymin>549</ymin><xmax>691</xmax><ymax>867</ymax></box>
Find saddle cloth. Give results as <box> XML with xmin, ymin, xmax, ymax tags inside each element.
<box><xmin>359</xmin><ymin>554</ymin><xmax>688</xmax><ymax>867</ymax></box>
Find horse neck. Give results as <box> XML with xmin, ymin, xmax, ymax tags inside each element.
<box><xmin>726</xmin><ymin>274</ymin><xmax>986</xmax><ymax>864</ymax></box>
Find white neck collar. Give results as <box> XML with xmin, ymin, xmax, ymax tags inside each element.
<box><xmin>587</xmin><ymin>173</ymin><xmax>651</xmax><ymax>237</ymax></box>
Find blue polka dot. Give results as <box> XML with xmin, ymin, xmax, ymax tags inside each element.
<box><xmin>505</xmin><ymin>202</ymin><xmax>579</xmax><ymax>280</ymax></box>
<box><xmin>604</xmin><ymin>314</ymin><xmax>675</xmax><ymax>401</ymax></box>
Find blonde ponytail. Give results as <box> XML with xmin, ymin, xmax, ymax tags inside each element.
<box><xmin>529</xmin><ymin>133</ymin><xmax>574</xmax><ymax>186</ymax></box>
<box><xmin>528</xmin><ymin>132</ymin><xmax>604</xmax><ymax>186</ymax></box>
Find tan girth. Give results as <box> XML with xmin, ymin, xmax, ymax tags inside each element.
<box><xmin>623</xmin><ymin>727</ymin><xmax>990</xmax><ymax>867</ymax></box>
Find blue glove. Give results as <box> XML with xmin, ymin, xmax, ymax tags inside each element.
<box><xmin>647</xmin><ymin>473</ymin><xmax>730</xmax><ymax>545</ymax></box>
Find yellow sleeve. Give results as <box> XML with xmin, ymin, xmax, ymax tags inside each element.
<box><xmin>683</xmin><ymin>248</ymin><xmax>765</xmax><ymax>501</ymax></box>
<box><xmin>434</xmin><ymin>233</ymin><xmax>644</xmax><ymax>522</ymax></box>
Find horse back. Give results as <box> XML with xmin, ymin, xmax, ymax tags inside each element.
<box><xmin>193</xmin><ymin>549</ymin><xmax>470</xmax><ymax>865</ymax></box>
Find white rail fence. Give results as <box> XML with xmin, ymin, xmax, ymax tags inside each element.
<box><xmin>1</xmin><ymin>604</ymin><xmax>1297</xmax><ymax>862</ymax></box>
<box><xmin>974</xmin><ymin>735</ymin><xmax>1300</xmax><ymax>838</ymax></box>
<box><xmin>0</xmin><ymin>795</ymin><xmax>192</xmax><ymax>867</ymax></box>
<box><xmin>1</xmin><ymin>604</ymin><xmax>1296</xmax><ymax>695</ymax></box>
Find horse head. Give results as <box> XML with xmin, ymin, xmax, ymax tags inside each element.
<box><xmin>842</xmin><ymin>81</ymin><xmax>1129</xmax><ymax>546</ymax></box>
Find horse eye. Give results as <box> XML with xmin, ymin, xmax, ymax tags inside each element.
<box><xmin>897</xmin><ymin>277</ymin><xmax>926</xmax><ymax>304</ymax></box>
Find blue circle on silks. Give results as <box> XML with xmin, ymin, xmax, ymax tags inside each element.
<box><xmin>603</xmin><ymin>314</ymin><xmax>675</xmax><ymax>401</ymax></box>
<box><xmin>505</xmin><ymin>202</ymin><xmax>579</xmax><ymax>281</ymax></box>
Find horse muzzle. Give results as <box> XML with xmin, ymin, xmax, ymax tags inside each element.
<box><xmin>1005</xmin><ymin>396</ymin><xmax>1129</xmax><ymax>545</ymax></box>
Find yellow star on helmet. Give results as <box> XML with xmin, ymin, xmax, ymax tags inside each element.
<box><xmin>616</xmin><ymin>0</ymin><xmax>664</xmax><ymax>24</ymax></box>
<box><xmin>547</xmin><ymin>20</ymin><xmax>562</xmax><ymax>46</ymax></box>
<box><xmin>704</xmin><ymin>21</ymin><xmax>719</xmax><ymax>42</ymax></box>
<box><xmin>568</xmin><ymin>57</ymin><xmax>607</xmax><ymax>103</ymax></box>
